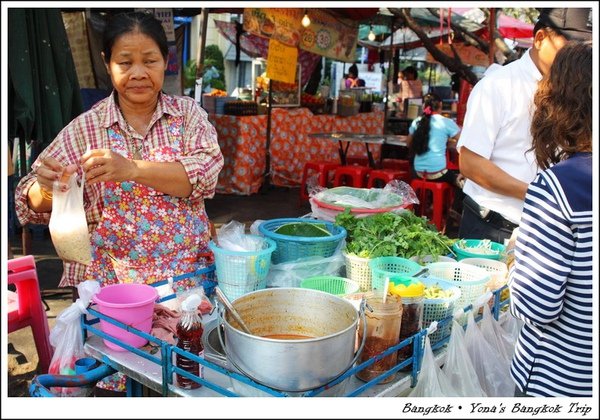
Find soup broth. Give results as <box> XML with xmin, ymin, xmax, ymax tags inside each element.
<box><xmin>262</xmin><ymin>334</ymin><xmax>313</xmax><ymax>340</ymax></box>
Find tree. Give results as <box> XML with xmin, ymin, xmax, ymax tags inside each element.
<box><xmin>388</xmin><ymin>8</ymin><xmax>531</xmax><ymax>85</ymax></box>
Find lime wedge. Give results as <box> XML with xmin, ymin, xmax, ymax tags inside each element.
<box><xmin>274</xmin><ymin>222</ymin><xmax>332</xmax><ymax>237</ymax></box>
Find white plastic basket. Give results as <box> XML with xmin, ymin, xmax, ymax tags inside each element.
<box><xmin>425</xmin><ymin>262</ymin><xmax>490</xmax><ymax>311</ymax></box>
<box><xmin>460</xmin><ymin>258</ymin><xmax>508</xmax><ymax>292</ymax></box>
<box><xmin>409</xmin><ymin>255</ymin><xmax>457</xmax><ymax>265</ymax></box>
<box><xmin>343</xmin><ymin>252</ymin><xmax>372</xmax><ymax>292</ymax></box>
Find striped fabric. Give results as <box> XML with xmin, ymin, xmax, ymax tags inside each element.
<box><xmin>508</xmin><ymin>153</ymin><xmax>592</xmax><ymax>397</ymax></box>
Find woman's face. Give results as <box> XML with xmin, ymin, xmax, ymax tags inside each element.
<box><xmin>104</xmin><ymin>31</ymin><xmax>167</xmax><ymax>106</ymax></box>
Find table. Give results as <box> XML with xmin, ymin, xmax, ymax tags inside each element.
<box><xmin>308</xmin><ymin>132</ymin><xmax>385</xmax><ymax>168</ymax></box>
<box><xmin>208</xmin><ymin>109</ymin><xmax>385</xmax><ymax>195</ymax></box>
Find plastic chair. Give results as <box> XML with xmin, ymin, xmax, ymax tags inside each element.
<box><xmin>8</xmin><ymin>255</ymin><xmax>53</xmax><ymax>374</ymax></box>
<box><xmin>345</xmin><ymin>156</ymin><xmax>370</xmax><ymax>167</ymax></box>
<box><xmin>410</xmin><ymin>179</ymin><xmax>454</xmax><ymax>232</ymax></box>
<box><xmin>333</xmin><ymin>165</ymin><xmax>372</xmax><ymax>188</ymax></box>
<box><xmin>299</xmin><ymin>161</ymin><xmax>340</xmax><ymax>203</ymax></box>
<box><xmin>367</xmin><ymin>169</ymin><xmax>411</xmax><ymax>188</ymax></box>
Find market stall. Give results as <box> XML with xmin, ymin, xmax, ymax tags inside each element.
<box><xmin>210</xmin><ymin>109</ymin><xmax>385</xmax><ymax>195</ymax></box>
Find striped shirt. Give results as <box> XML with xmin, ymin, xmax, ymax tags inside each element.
<box><xmin>15</xmin><ymin>91</ymin><xmax>224</xmax><ymax>287</ymax></box>
<box><xmin>508</xmin><ymin>153</ymin><xmax>592</xmax><ymax>397</ymax></box>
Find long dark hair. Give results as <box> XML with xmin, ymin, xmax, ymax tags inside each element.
<box><xmin>102</xmin><ymin>11</ymin><xmax>168</xmax><ymax>63</ymax></box>
<box><xmin>530</xmin><ymin>41</ymin><xmax>592</xmax><ymax>170</ymax></box>
<box><xmin>412</xmin><ymin>93</ymin><xmax>442</xmax><ymax>155</ymax></box>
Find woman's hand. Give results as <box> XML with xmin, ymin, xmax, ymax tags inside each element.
<box><xmin>80</xmin><ymin>149</ymin><xmax>136</xmax><ymax>185</ymax></box>
<box><xmin>35</xmin><ymin>157</ymin><xmax>77</xmax><ymax>192</ymax></box>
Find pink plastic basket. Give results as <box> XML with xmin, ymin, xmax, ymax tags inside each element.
<box><xmin>93</xmin><ymin>284</ymin><xmax>158</xmax><ymax>351</ymax></box>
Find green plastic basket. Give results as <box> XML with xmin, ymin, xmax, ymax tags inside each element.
<box><xmin>452</xmin><ymin>239</ymin><xmax>506</xmax><ymax>261</ymax></box>
<box><xmin>368</xmin><ymin>257</ymin><xmax>423</xmax><ymax>291</ymax></box>
<box><xmin>300</xmin><ymin>276</ymin><xmax>360</xmax><ymax>297</ymax></box>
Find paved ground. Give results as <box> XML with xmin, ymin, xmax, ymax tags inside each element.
<box><xmin>6</xmin><ymin>184</ymin><xmax>459</xmax><ymax>397</ymax></box>
<box><xmin>6</xmin><ymin>185</ymin><xmax>312</xmax><ymax>397</ymax></box>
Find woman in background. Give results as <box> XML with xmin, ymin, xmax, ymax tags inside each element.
<box><xmin>508</xmin><ymin>41</ymin><xmax>592</xmax><ymax>397</ymax></box>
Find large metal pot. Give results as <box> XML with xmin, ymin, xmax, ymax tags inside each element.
<box><xmin>218</xmin><ymin>288</ymin><xmax>363</xmax><ymax>393</ymax></box>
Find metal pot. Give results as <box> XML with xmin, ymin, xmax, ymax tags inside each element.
<box><xmin>218</xmin><ymin>288</ymin><xmax>364</xmax><ymax>393</ymax></box>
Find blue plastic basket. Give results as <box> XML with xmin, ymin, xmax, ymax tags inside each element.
<box><xmin>208</xmin><ymin>236</ymin><xmax>276</xmax><ymax>301</ymax></box>
<box><xmin>368</xmin><ymin>257</ymin><xmax>423</xmax><ymax>291</ymax></box>
<box><xmin>258</xmin><ymin>218</ymin><xmax>347</xmax><ymax>264</ymax></box>
<box><xmin>420</xmin><ymin>277</ymin><xmax>461</xmax><ymax>345</ymax></box>
<box><xmin>452</xmin><ymin>239</ymin><xmax>506</xmax><ymax>261</ymax></box>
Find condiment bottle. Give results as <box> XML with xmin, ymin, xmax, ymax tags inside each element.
<box><xmin>176</xmin><ymin>294</ymin><xmax>204</xmax><ymax>390</ymax></box>
<box><xmin>355</xmin><ymin>292</ymin><xmax>402</xmax><ymax>384</ymax></box>
<box><xmin>391</xmin><ymin>279</ymin><xmax>425</xmax><ymax>371</ymax></box>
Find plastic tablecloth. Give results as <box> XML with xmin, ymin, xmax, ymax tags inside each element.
<box><xmin>209</xmin><ymin>110</ymin><xmax>384</xmax><ymax>195</ymax></box>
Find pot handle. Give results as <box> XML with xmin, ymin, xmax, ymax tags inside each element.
<box><xmin>349</xmin><ymin>298</ymin><xmax>368</xmax><ymax>368</ymax></box>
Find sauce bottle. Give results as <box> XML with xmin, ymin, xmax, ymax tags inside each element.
<box><xmin>391</xmin><ymin>279</ymin><xmax>425</xmax><ymax>371</ymax></box>
<box><xmin>176</xmin><ymin>294</ymin><xmax>204</xmax><ymax>390</ymax></box>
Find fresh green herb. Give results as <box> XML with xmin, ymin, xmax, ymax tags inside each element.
<box><xmin>455</xmin><ymin>239</ymin><xmax>499</xmax><ymax>255</ymax></box>
<box><xmin>335</xmin><ymin>210</ymin><xmax>456</xmax><ymax>259</ymax></box>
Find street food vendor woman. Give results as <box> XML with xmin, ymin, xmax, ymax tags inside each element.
<box><xmin>15</xmin><ymin>12</ymin><xmax>223</xmax><ymax>300</ymax></box>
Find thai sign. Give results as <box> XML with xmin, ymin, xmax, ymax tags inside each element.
<box><xmin>266</xmin><ymin>39</ymin><xmax>298</xmax><ymax>84</ymax></box>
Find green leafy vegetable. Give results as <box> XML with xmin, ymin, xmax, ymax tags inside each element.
<box><xmin>335</xmin><ymin>210</ymin><xmax>456</xmax><ymax>259</ymax></box>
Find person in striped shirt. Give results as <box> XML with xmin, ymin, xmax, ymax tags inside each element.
<box><xmin>508</xmin><ymin>40</ymin><xmax>592</xmax><ymax>397</ymax></box>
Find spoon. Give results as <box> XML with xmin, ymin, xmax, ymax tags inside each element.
<box><xmin>214</xmin><ymin>286</ymin><xmax>253</xmax><ymax>335</ymax></box>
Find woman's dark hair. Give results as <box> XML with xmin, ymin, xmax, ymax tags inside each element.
<box><xmin>403</xmin><ymin>66</ymin><xmax>418</xmax><ymax>80</ymax></box>
<box><xmin>411</xmin><ymin>93</ymin><xmax>442</xmax><ymax>155</ymax></box>
<box><xmin>348</xmin><ymin>64</ymin><xmax>359</xmax><ymax>78</ymax></box>
<box><xmin>530</xmin><ymin>41</ymin><xmax>592</xmax><ymax>170</ymax></box>
<box><xmin>102</xmin><ymin>11</ymin><xmax>168</xmax><ymax>63</ymax></box>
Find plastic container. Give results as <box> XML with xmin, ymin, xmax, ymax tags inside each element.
<box><xmin>426</xmin><ymin>262</ymin><xmax>490</xmax><ymax>311</ymax></box>
<box><xmin>452</xmin><ymin>239</ymin><xmax>506</xmax><ymax>261</ymax></box>
<box><xmin>208</xmin><ymin>236</ymin><xmax>276</xmax><ymax>301</ymax></box>
<box><xmin>390</xmin><ymin>280</ymin><xmax>424</xmax><ymax>370</ymax></box>
<box><xmin>299</xmin><ymin>276</ymin><xmax>360</xmax><ymax>297</ymax></box>
<box><xmin>420</xmin><ymin>278</ymin><xmax>461</xmax><ymax>345</ymax></box>
<box><xmin>368</xmin><ymin>256</ymin><xmax>423</xmax><ymax>291</ymax></box>
<box><xmin>460</xmin><ymin>258</ymin><xmax>508</xmax><ymax>292</ymax></box>
<box><xmin>92</xmin><ymin>283</ymin><xmax>158</xmax><ymax>351</ymax></box>
<box><xmin>355</xmin><ymin>292</ymin><xmax>402</xmax><ymax>384</ymax></box>
<box><xmin>409</xmin><ymin>255</ymin><xmax>456</xmax><ymax>265</ymax></box>
<box><xmin>258</xmin><ymin>218</ymin><xmax>346</xmax><ymax>264</ymax></box>
<box><xmin>343</xmin><ymin>252</ymin><xmax>373</xmax><ymax>292</ymax></box>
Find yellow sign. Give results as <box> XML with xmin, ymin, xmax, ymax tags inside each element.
<box><xmin>243</xmin><ymin>8</ymin><xmax>302</xmax><ymax>47</ymax></box>
<box><xmin>266</xmin><ymin>39</ymin><xmax>298</xmax><ymax>84</ymax></box>
<box><xmin>426</xmin><ymin>43</ymin><xmax>490</xmax><ymax>67</ymax></box>
<box><xmin>299</xmin><ymin>9</ymin><xmax>358</xmax><ymax>62</ymax></box>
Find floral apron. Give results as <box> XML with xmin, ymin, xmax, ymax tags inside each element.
<box><xmin>87</xmin><ymin>116</ymin><xmax>211</xmax><ymax>392</ymax></box>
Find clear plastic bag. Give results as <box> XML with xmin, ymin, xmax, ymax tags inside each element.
<box><xmin>480</xmin><ymin>304</ymin><xmax>514</xmax><ymax>368</ymax></box>
<box><xmin>463</xmin><ymin>310</ymin><xmax>514</xmax><ymax>397</ymax></box>
<box><xmin>265</xmin><ymin>251</ymin><xmax>345</xmax><ymax>288</ymax></box>
<box><xmin>47</xmin><ymin>280</ymin><xmax>101</xmax><ymax>396</ymax></box>
<box><xmin>48</xmin><ymin>172</ymin><xmax>92</xmax><ymax>265</ymax></box>
<box><xmin>312</xmin><ymin>180</ymin><xmax>418</xmax><ymax>209</ymax></box>
<box><xmin>408</xmin><ymin>335</ymin><xmax>460</xmax><ymax>397</ymax></box>
<box><xmin>215</xmin><ymin>220</ymin><xmax>262</xmax><ymax>252</ymax></box>
<box><xmin>441</xmin><ymin>319</ymin><xmax>487</xmax><ymax>397</ymax></box>
<box><xmin>500</xmin><ymin>312</ymin><xmax>523</xmax><ymax>357</ymax></box>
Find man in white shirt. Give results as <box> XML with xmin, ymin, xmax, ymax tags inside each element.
<box><xmin>457</xmin><ymin>8</ymin><xmax>592</xmax><ymax>244</ymax></box>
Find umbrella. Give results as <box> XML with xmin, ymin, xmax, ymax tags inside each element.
<box><xmin>8</xmin><ymin>8</ymin><xmax>83</xmax><ymax>175</ymax></box>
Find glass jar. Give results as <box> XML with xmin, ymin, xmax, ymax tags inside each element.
<box><xmin>355</xmin><ymin>292</ymin><xmax>403</xmax><ymax>384</ymax></box>
<box><xmin>397</xmin><ymin>294</ymin><xmax>424</xmax><ymax>371</ymax></box>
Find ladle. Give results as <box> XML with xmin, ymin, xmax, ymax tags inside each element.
<box><xmin>214</xmin><ymin>286</ymin><xmax>253</xmax><ymax>335</ymax></box>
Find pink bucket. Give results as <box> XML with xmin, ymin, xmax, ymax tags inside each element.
<box><xmin>92</xmin><ymin>283</ymin><xmax>158</xmax><ymax>351</ymax></box>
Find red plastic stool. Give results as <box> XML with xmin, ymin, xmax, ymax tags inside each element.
<box><xmin>345</xmin><ymin>156</ymin><xmax>370</xmax><ymax>166</ymax></box>
<box><xmin>8</xmin><ymin>255</ymin><xmax>53</xmax><ymax>374</ymax></box>
<box><xmin>367</xmin><ymin>169</ymin><xmax>411</xmax><ymax>188</ymax></box>
<box><xmin>381</xmin><ymin>158</ymin><xmax>411</xmax><ymax>173</ymax></box>
<box><xmin>410</xmin><ymin>178</ymin><xmax>455</xmax><ymax>232</ymax></box>
<box><xmin>333</xmin><ymin>165</ymin><xmax>372</xmax><ymax>188</ymax></box>
<box><xmin>299</xmin><ymin>161</ymin><xmax>340</xmax><ymax>203</ymax></box>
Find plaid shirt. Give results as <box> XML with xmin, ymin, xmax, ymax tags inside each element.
<box><xmin>15</xmin><ymin>92</ymin><xmax>224</xmax><ymax>287</ymax></box>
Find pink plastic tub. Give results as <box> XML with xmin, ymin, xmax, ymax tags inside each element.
<box><xmin>92</xmin><ymin>283</ymin><xmax>158</xmax><ymax>351</ymax></box>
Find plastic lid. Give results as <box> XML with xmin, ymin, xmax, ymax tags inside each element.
<box><xmin>389</xmin><ymin>279</ymin><xmax>425</xmax><ymax>298</ymax></box>
<box><xmin>181</xmin><ymin>294</ymin><xmax>202</xmax><ymax>312</ymax></box>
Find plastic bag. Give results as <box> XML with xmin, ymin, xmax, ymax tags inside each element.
<box><xmin>216</xmin><ymin>220</ymin><xmax>262</xmax><ymax>252</ymax></box>
<box><xmin>463</xmin><ymin>310</ymin><xmax>514</xmax><ymax>397</ymax></box>
<box><xmin>312</xmin><ymin>181</ymin><xmax>418</xmax><ymax>209</ymax></box>
<box><xmin>48</xmin><ymin>280</ymin><xmax>101</xmax><ymax>396</ymax></box>
<box><xmin>500</xmin><ymin>312</ymin><xmax>523</xmax><ymax>358</ymax></box>
<box><xmin>480</xmin><ymin>304</ymin><xmax>514</xmax><ymax>369</ymax></box>
<box><xmin>408</xmin><ymin>335</ymin><xmax>460</xmax><ymax>397</ymax></box>
<box><xmin>48</xmin><ymin>171</ymin><xmax>92</xmax><ymax>265</ymax></box>
<box><xmin>265</xmin><ymin>251</ymin><xmax>345</xmax><ymax>288</ymax></box>
<box><xmin>441</xmin><ymin>319</ymin><xmax>487</xmax><ymax>397</ymax></box>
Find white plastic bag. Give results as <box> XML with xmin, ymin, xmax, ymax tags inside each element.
<box><xmin>49</xmin><ymin>171</ymin><xmax>92</xmax><ymax>265</ymax></box>
<box><xmin>408</xmin><ymin>335</ymin><xmax>460</xmax><ymax>397</ymax></box>
<box><xmin>480</xmin><ymin>304</ymin><xmax>515</xmax><ymax>368</ymax></box>
<box><xmin>441</xmin><ymin>319</ymin><xmax>487</xmax><ymax>397</ymax></box>
<box><xmin>501</xmin><ymin>312</ymin><xmax>523</xmax><ymax>355</ymax></box>
<box><xmin>463</xmin><ymin>310</ymin><xmax>514</xmax><ymax>397</ymax></box>
<box><xmin>216</xmin><ymin>220</ymin><xmax>262</xmax><ymax>252</ymax></box>
<box><xmin>48</xmin><ymin>280</ymin><xmax>101</xmax><ymax>396</ymax></box>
